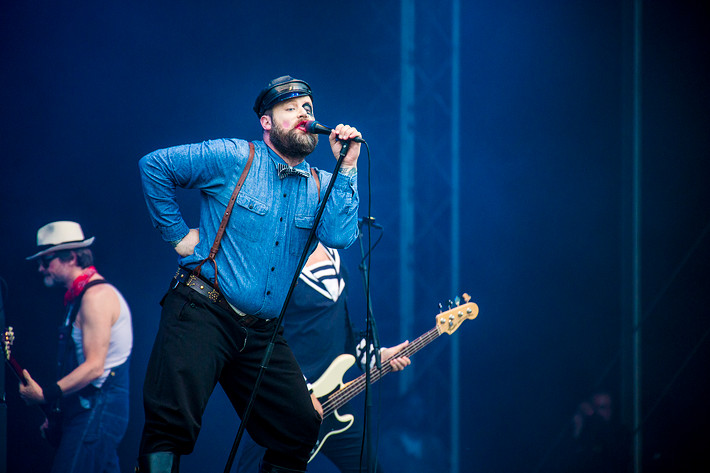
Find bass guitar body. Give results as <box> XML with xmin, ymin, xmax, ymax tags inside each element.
<box><xmin>309</xmin><ymin>354</ymin><xmax>358</xmax><ymax>462</ymax></box>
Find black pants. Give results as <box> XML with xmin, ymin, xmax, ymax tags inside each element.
<box><xmin>236</xmin><ymin>399</ymin><xmax>384</xmax><ymax>473</ymax></box>
<box><xmin>139</xmin><ymin>282</ymin><xmax>321</xmax><ymax>470</ymax></box>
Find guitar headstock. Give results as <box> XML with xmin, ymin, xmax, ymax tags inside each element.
<box><xmin>4</xmin><ymin>326</ymin><xmax>15</xmax><ymax>360</ymax></box>
<box><xmin>435</xmin><ymin>293</ymin><xmax>478</xmax><ymax>335</ymax></box>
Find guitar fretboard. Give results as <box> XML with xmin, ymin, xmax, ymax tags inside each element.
<box><xmin>320</xmin><ymin>326</ymin><xmax>441</xmax><ymax>417</ymax></box>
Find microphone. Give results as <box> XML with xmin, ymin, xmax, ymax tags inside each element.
<box><xmin>358</xmin><ymin>216</ymin><xmax>383</xmax><ymax>229</ymax></box>
<box><xmin>304</xmin><ymin>120</ymin><xmax>366</xmax><ymax>143</ymax></box>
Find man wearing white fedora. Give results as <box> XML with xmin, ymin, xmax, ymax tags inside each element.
<box><xmin>20</xmin><ymin>220</ymin><xmax>133</xmax><ymax>473</ymax></box>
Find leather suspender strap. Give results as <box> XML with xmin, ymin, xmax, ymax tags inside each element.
<box><xmin>311</xmin><ymin>167</ymin><xmax>321</xmax><ymax>203</ymax></box>
<box><xmin>193</xmin><ymin>142</ymin><xmax>255</xmax><ymax>291</ymax></box>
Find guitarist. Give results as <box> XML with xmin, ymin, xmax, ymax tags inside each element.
<box><xmin>19</xmin><ymin>220</ymin><xmax>133</xmax><ymax>473</ymax></box>
<box><xmin>235</xmin><ymin>243</ymin><xmax>411</xmax><ymax>473</ymax></box>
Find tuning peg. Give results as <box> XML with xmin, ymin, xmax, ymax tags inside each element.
<box><xmin>454</xmin><ymin>296</ymin><xmax>461</xmax><ymax>306</ymax></box>
<box><xmin>438</xmin><ymin>302</ymin><xmax>444</xmax><ymax>313</ymax></box>
<box><xmin>448</xmin><ymin>300</ymin><xmax>454</xmax><ymax>309</ymax></box>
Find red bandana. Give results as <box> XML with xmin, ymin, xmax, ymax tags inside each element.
<box><xmin>64</xmin><ymin>266</ymin><xmax>98</xmax><ymax>306</ymax></box>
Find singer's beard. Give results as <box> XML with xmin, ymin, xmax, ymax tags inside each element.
<box><xmin>269</xmin><ymin>122</ymin><xmax>318</xmax><ymax>160</ymax></box>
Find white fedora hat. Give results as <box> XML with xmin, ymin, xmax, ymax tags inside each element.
<box><xmin>26</xmin><ymin>221</ymin><xmax>95</xmax><ymax>260</ymax></box>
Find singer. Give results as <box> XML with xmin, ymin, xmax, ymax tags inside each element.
<box><xmin>137</xmin><ymin>75</ymin><xmax>363</xmax><ymax>473</ymax></box>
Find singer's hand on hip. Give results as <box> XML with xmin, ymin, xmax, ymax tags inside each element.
<box><xmin>329</xmin><ymin>123</ymin><xmax>361</xmax><ymax>166</ymax></box>
<box><xmin>174</xmin><ymin>228</ymin><xmax>200</xmax><ymax>257</ymax></box>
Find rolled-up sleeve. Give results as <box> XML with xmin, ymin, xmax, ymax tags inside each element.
<box><xmin>138</xmin><ymin>139</ymin><xmax>236</xmax><ymax>244</ymax></box>
<box><xmin>316</xmin><ymin>169</ymin><xmax>359</xmax><ymax>249</ymax></box>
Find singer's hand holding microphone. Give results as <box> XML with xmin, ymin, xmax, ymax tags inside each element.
<box><xmin>304</xmin><ymin>120</ymin><xmax>364</xmax><ymax>167</ymax></box>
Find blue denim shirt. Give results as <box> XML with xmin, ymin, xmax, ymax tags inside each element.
<box><xmin>139</xmin><ymin>138</ymin><xmax>359</xmax><ymax>318</ymax></box>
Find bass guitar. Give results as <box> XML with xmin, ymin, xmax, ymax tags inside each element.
<box><xmin>308</xmin><ymin>293</ymin><xmax>478</xmax><ymax>462</ymax></box>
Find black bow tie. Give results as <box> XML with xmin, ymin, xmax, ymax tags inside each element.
<box><xmin>276</xmin><ymin>163</ymin><xmax>310</xmax><ymax>180</ymax></box>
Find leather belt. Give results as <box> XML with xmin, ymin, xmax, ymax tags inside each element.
<box><xmin>172</xmin><ymin>267</ymin><xmax>266</xmax><ymax>328</ymax></box>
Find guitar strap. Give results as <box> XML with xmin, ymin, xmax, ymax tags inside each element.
<box><xmin>48</xmin><ymin>278</ymin><xmax>121</xmax><ymax>447</ymax></box>
<box><xmin>57</xmin><ymin>279</ymin><xmax>109</xmax><ymax>379</ymax></box>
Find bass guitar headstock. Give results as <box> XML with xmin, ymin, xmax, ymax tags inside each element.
<box><xmin>435</xmin><ymin>293</ymin><xmax>479</xmax><ymax>335</ymax></box>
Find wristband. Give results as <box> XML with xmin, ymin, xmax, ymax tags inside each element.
<box><xmin>43</xmin><ymin>383</ymin><xmax>63</xmax><ymax>405</ymax></box>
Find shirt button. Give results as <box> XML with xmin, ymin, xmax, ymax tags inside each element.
<box><xmin>283</xmin><ymin>193</ymin><xmax>287</xmax><ymax>197</ymax></box>
<box><xmin>271</xmin><ymin>267</ymin><xmax>275</xmax><ymax>271</ymax></box>
<box><xmin>280</xmin><ymin>217</ymin><xmax>283</xmax><ymax>222</ymax></box>
<box><xmin>266</xmin><ymin>291</ymin><xmax>271</xmax><ymax>295</ymax></box>
<box><xmin>275</xmin><ymin>241</ymin><xmax>279</xmax><ymax>246</ymax></box>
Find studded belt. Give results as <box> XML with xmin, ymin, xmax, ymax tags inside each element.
<box><xmin>172</xmin><ymin>267</ymin><xmax>266</xmax><ymax>327</ymax></box>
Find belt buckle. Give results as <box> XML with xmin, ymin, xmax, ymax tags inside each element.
<box><xmin>172</xmin><ymin>269</ymin><xmax>182</xmax><ymax>289</ymax></box>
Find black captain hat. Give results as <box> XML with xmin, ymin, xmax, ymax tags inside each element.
<box><xmin>253</xmin><ymin>75</ymin><xmax>312</xmax><ymax>118</ymax></box>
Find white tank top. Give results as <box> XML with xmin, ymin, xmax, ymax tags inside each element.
<box><xmin>71</xmin><ymin>284</ymin><xmax>133</xmax><ymax>387</ymax></box>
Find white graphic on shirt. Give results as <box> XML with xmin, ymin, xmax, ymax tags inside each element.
<box><xmin>299</xmin><ymin>247</ymin><xmax>344</xmax><ymax>301</ymax></box>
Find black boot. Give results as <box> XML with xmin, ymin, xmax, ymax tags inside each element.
<box><xmin>259</xmin><ymin>460</ymin><xmax>306</xmax><ymax>473</ymax></box>
<box><xmin>136</xmin><ymin>452</ymin><xmax>180</xmax><ymax>473</ymax></box>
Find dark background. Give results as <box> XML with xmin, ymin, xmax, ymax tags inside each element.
<box><xmin>1</xmin><ymin>1</ymin><xmax>708</xmax><ymax>472</ymax></box>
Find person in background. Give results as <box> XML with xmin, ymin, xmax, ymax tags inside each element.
<box><xmin>20</xmin><ymin>220</ymin><xmax>133</xmax><ymax>473</ymax></box>
<box><xmin>236</xmin><ymin>243</ymin><xmax>411</xmax><ymax>473</ymax></box>
<box><xmin>559</xmin><ymin>390</ymin><xmax>632</xmax><ymax>473</ymax></box>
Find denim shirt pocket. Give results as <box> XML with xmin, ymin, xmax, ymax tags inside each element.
<box><xmin>290</xmin><ymin>178</ymin><xmax>319</xmax><ymax>255</ymax></box>
<box><xmin>290</xmin><ymin>214</ymin><xmax>316</xmax><ymax>256</ymax></box>
<box><xmin>232</xmin><ymin>192</ymin><xmax>269</xmax><ymax>242</ymax></box>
